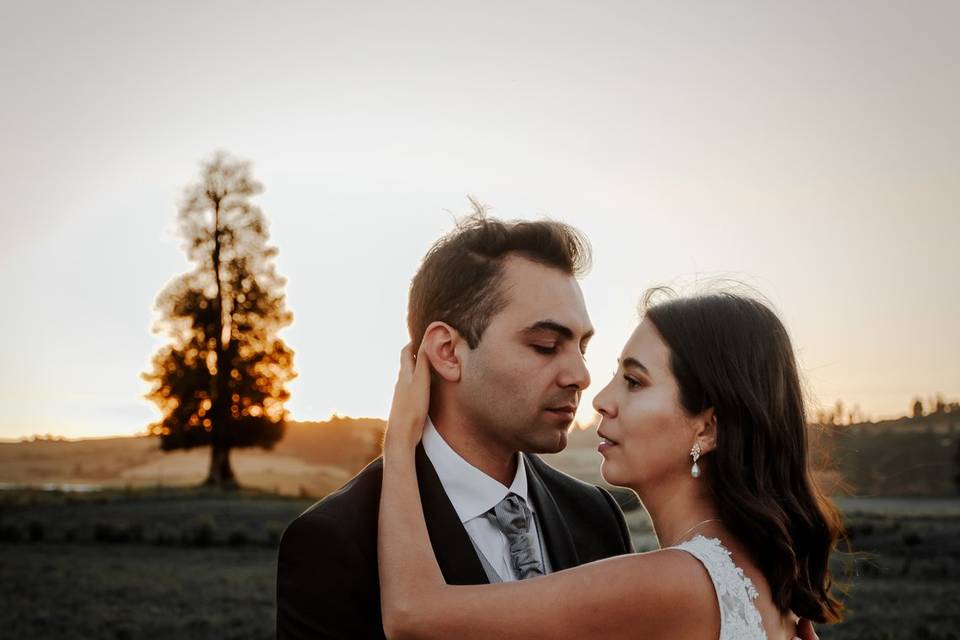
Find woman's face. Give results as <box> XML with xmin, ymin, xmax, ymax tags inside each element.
<box><xmin>592</xmin><ymin>319</ymin><xmax>699</xmax><ymax>490</ymax></box>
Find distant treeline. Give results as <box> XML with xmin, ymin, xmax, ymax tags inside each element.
<box><xmin>814</xmin><ymin>395</ymin><xmax>959</xmax><ymax>427</ymax></box>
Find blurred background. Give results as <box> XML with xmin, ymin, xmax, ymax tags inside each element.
<box><xmin>1</xmin><ymin>1</ymin><xmax>958</xmax><ymax>638</ymax></box>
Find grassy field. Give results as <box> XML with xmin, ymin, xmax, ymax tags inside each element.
<box><xmin>0</xmin><ymin>488</ymin><xmax>301</xmax><ymax>640</ymax></box>
<box><xmin>1</xmin><ymin>489</ymin><xmax>958</xmax><ymax>639</ymax></box>
<box><xmin>2</xmin><ymin>544</ymin><xmax>276</xmax><ymax>640</ymax></box>
<box><xmin>0</xmin><ymin>417</ymin><xmax>385</xmax><ymax>498</ymax></box>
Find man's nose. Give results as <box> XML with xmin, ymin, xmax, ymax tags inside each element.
<box><xmin>558</xmin><ymin>350</ymin><xmax>591</xmax><ymax>390</ymax></box>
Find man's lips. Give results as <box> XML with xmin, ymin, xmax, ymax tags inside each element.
<box><xmin>545</xmin><ymin>404</ymin><xmax>577</xmax><ymax>420</ymax></box>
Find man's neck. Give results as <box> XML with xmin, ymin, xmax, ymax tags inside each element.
<box><xmin>428</xmin><ymin>413</ymin><xmax>518</xmax><ymax>487</ymax></box>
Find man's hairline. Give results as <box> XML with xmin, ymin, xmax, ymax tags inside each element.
<box><xmin>471</xmin><ymin>255</ymin><xmax>589</xmax><ymax>349</ymax></box>
<box><xmin>411</xmin><ymin>250</ymin><xmax>583</xmax><ymax>348</ymax></box>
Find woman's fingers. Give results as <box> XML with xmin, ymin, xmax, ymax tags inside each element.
<box><xmin>385</xmin><ymin>340</ymin><xmax>432</xmax><ymax>450</ymax></box>
<box><xmin>399</xmin><ymin>340</ymin><xmax>431</xmax><ymax>386</ymax></box>
<box><xmin>398</xmin><ymin>343</ymin><xmax>414</xmax><ymax>378</ymax></box>
<box><xmin>413</xmin><ymin>340</ymin><xmax>430</xmax><ymax>381</ymax></box>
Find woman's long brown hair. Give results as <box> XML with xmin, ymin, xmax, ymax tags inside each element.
<box><xmin>645</xmin><ymin>291</ymin><xmax>844</xmax><ymax>623</ymax></box>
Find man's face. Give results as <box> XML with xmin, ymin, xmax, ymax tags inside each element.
<box><xmin>455</xmin><ymin>255</ymin><xmax>593</xmax><ymax>454</ymax></box>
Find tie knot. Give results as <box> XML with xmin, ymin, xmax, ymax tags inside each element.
<box><xmin>490</xmin><ymin>493</ymin><xmax>532</xmax><ymax>535</ymax></box>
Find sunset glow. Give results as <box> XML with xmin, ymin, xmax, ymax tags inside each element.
<box><xmin>1</xmin><ymin>2</ymin><xmax>957</xmax><ymax>440</ymax></box>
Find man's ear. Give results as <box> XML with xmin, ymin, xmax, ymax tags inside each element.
<box><xmin>420</xmin><ymin>321</ymin><xmax>462</xmax><ymax>383</ymax></box>
<box><xmin>694</xmin><ymin>408</ymin><xmax>718</xmax><ymax>455</ymax></box>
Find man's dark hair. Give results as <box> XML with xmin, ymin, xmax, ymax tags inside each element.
<box><xmin>407</xmin><ymin>204</ymin><xmax>591</xmax><ymax>349</ymax></box>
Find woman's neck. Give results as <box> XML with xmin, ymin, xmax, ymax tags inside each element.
<box><xmin>636</xmin><ymin>478</ymin><xmax>722</xmax><ymax>548</ymax></box>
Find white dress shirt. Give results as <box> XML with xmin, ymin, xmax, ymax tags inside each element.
<box><xmin>421</xmin><ymin>417</ymin><xmax>552</xmax><ymax>581</ymax></box>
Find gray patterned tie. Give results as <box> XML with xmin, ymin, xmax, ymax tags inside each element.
<box><xmin>486</xmin><ymin>493</ymin><xmax>545</xmax><ymax>580</ymax></box>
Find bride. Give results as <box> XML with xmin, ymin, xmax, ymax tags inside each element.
<box><xmin>378</xmin><ymin>292</ymin><xmax>844</xmax><ymax>639</ymax></box>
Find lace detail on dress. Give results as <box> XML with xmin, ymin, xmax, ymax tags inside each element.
<box><xmin>672</xmin><ymin>535</ymin><xmax>766</xmax><ymax>640</ymax></box>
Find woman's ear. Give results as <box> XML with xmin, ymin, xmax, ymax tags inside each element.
<box><xmin>420</xmin><ymin>321</ymin><xmax>462</xmax><ymax>383</ymax></box>
<box><xmin>694</xmin><ymin>408</ymin><xmax>718</xmax><ymax>455</ymax></box>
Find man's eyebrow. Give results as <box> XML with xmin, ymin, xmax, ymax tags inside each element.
<box><xmin>521</xmin><ymin>321</ymin><xmax>595</xmax><ymax>342</ymax></box>
<box><xmin>619</xmin><ymin>357</ymin><xmax>650</xmax><ymax>374</ymax></box>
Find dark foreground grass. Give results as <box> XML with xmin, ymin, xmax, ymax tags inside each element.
<box><xmin>0</xmin><ymin>488</ymin><xmax>307</xmax><ymax>639</ymax></box>
<box><xmin>822</xmin><ymin>510</ymin><xmax>960</xmax><ymax>640</ymax></box>
<box><xmin>0</xmin><ymin>544</ymin><xmax>276</xmax><ymax>640</ymax></box>
<box><xmin>1</xmin><ymin>489</ymin><xmax>958</xmax><ymax>639</ymax></box>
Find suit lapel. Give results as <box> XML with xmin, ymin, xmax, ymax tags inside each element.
<box><xmin>415</xmin><ymin>444</ymin><xmax>490</xmax><ymax>585</ymax></box>
<box><xmin>524</xmin><ymin>453</ymin><xmax>580</xmax><ymax>572</ymax></box>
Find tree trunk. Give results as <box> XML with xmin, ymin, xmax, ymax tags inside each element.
<box><xmin>204</xmin><ymin>445</ymin><xmax>238</xmax><ymax>490</ymax></box>
<box><xmin>206</xmin><ymin>197</ymin><xmax>237</xmax><ymax>491</ymax></box>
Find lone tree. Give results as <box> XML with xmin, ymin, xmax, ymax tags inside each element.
<box><xmin>144</xmin><ymin>152</ymin><xmax>296</xmax><ymax>489</ymax></box>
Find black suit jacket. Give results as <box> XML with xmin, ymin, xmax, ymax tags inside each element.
<box><xmin>276</xmin><ymin>444</ymin><xmax>633</xmax><ymax>639</ymax></box>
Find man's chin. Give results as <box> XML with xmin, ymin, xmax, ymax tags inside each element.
<box><xmin>519</xmin><ymin>430</ymin><xmax>568</xmax><ymax>455</ymax></box>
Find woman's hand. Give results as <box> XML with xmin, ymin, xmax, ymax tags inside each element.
<box><xmin>379</xmin><ymin>341</ymin><xmax>440</xmax><ymax>638</ymax></box>
<box><xmin>384</xmin><ymin>342</ymin><xmax>432</xmax><ymax>454</ymax></box>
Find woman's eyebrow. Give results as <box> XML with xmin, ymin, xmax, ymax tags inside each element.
<box><xmin>618</xmin><ymin>357</ymin><xmax>650</xmax><ymax>375</ymax></box>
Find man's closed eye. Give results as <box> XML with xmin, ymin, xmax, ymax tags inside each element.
<box><xmin>532</xmin><ymin>344</ymin><xmax>558</xmax><ymax>355</ymax></box>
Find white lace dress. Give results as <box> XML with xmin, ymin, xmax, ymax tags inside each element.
<box><xmin>672</xmin><ymin>535</ymin><xmax>767</xmax><ymax>640</ymax></box>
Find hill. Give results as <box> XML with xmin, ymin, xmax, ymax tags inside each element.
<box><xmin>0</xmin><ymin>417</ymin><xmax>385</xmax><ymax>497</ymax></box>
<box><xmin>826</xmin><ymin>411</ymin><xmax>960</xmax><ymax>496</ymax></box>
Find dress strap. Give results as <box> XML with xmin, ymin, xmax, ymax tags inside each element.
<box><xmin>671</xmin><ymin>535</ymin><xmax>766</xmax><ymax>640</ymax></box>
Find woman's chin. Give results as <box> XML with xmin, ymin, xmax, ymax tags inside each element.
<box><xmin>599</xmin><ymin>460</ymin><xmax>624</xmax><ymax>487</ymax></box>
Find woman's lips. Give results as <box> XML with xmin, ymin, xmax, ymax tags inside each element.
<box><xmin>597</xmin><ymin>432</ymin><xmax>618</xmax><ymax>454</ymax></box>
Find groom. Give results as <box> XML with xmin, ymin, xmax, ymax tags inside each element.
<box><xmin>276</xmin><ymin>214</ymin><xmax>633</xmax><ymax>638</ymax></box>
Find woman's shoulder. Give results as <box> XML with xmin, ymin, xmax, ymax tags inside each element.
<box><xmin>628</xmin><ymin>542</ymin><xmax>725</xmax><ymax>592</ymax></box>
<box><xmin>573</xmin><ymin>544</ymin><xmax>724</xmax><ymax>637</ymax></box>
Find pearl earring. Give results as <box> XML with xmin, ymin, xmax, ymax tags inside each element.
<box><xmin>690</xmin><ymin>442</ymin><xmax>701</xmax><ymax>478</ymax></box>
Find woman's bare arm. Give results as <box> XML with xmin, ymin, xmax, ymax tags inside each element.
<box><xmin>377</xmin><ymin>344</ymin><xmax>717</xmax><ymax>640</ymax></box>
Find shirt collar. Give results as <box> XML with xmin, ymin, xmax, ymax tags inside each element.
<box><xmin>421</xmin><ymin>416</ymin><xmax>531</xmax><ymax>524</ymax></box>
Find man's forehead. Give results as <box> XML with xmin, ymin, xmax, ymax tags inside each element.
<box><xmin>498</xmin><ymin>256</ymin><xmax>592</xmax><ymax>335</ymax></box>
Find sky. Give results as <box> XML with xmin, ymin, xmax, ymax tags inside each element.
<box><xmin>1</xmin><ymin>1</ymin><xmax>957</xmax><ymax>440</ymax></box>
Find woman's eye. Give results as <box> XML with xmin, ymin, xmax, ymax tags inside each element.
<box><xmin>532</xmin><ymin>345</ymin><xmax>557</xmax><ymax>355</ymax></box>
<box><xmin>624</xmin><ymin>376</ymin><xmax>642</xmax><ymax>390</ymax></box>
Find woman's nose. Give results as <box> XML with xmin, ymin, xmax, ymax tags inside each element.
<box><xmin>592</xmin><ymin>379</ymin><xmax>617</xmax><ymax>418</ymax></box>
